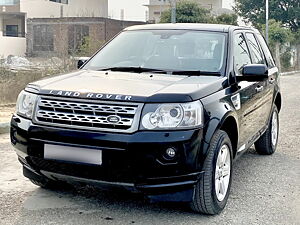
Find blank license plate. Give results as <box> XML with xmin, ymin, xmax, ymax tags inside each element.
<box><xmin>44</xmin><ymin>144</ymin><xmax>102</xmax><ymax>165</ymax></box>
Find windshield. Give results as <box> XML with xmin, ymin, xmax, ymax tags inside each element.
<box><xmin>84</xmin><ymin>30</ymin><xmax>227</xmax><ymax>75</ymax></box>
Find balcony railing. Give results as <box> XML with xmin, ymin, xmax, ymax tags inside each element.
<box><xmin>0</xmin><ymin>0</ymin><xmax>20</xmax><ymax>6</ymax></box>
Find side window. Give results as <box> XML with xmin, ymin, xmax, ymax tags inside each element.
<box><xmin>234</xmin><ymin>33</ymin><xmax>251</xmax><ymax>74</ymax></box>
<box><xmin>256</xmin><ymin>34</ymin><xmax>275</xmax><ymax>68</ymax></box>
<box><xmin>245</xmin><ymin>33</ymin><xmax>265</xmax><ymax>64</ymax></box>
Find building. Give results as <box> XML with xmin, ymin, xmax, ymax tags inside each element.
<box><xmin>26</xmin><ymin>17</ymin><xmax>145</xmax><ymax>57</ymax></box>
<box><xmin>0</xmin><ymin>0</ymin><xmax>108</xmax><ymax>57</ymax></box>
<box><xmin>145</xmin><ymin>0</ymin><xmax>233</xmax><ymax>23</ymax></box>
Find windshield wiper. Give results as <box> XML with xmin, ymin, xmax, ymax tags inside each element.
<box><xmin>97</xmin><ymin>67</ymin><xmax>221</xmax><ymax>76</ymax></box>
<box><xmin>171</xmin><ymin>70</ymin><xmax>221</xmax><ymax>76</ymax></box>
<box><xmin>97</xmin><ymin>67</ymin><xmax>168</xmax><ymax>74</ymax></box>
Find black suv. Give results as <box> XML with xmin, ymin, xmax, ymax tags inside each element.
<box><xmin>11</xmin><ymin>24</ymin><xmax>281</xmax><ymax>214</ymax></box>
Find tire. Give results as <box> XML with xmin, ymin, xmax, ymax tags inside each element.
<box><xmin>190</xmin><ymin>130</ymin><xmax>233</xmax><ymax>215</ymax></box>
<box><xmin>255</xmin><ymin>106</ymin><xmax>279</xmax><ymax>155</ymax></box>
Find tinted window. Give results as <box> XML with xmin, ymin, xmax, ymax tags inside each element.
<box><xmin>5</xmin><ymin>25</ymin><xmax>18</xmax><ymax>37</ymax></box>
<box><xmin>246</xmin><ymin>33</ymin><xmax>265</xmax><ymax>64</ymax></box>
<box><xmin>85</xmin><ymin>30</ymin><xmax>227</xmax><ymax>74</ymax></box>
<box><xmin>256</xmin><ymin>34</ymin><xmax>275</xmax><ymax>68</ymax></box>
<box><xmin>233</xmin><ymin>33</ymin><xmax>251</xmax><ymax>74</ymax></box>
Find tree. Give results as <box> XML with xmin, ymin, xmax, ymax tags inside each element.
<box><xmin>234</xmin><ymin>0</ymin><xmax>299</xmax><ymax>31</ymax></box>
<box><xmin>160</xmin><ymin>0</ymin><xmax>238</xmax><ymax>25</ymax></box>
<box><xmin>215</xmin><ymin>14</ymin><xmax>238</xmax><ymax>26</ymax></box>
<box><xmin>267</xmin><ymin>20</ymin><xmax>291</xmax><ymax>45</ymax></box>
<box><xmin>290</xmin><ymin>30</ymin><xmax>300</xmax><ymax>69</ymax></box>
<box><xmin>260</xmin><ymin>19</ymin><xmax>292</xmax><ymax>71</ymax></box>
<box><xmin>78</xmin><ymin>36</ymin><xmax>104</xmax><ymax>57</ymax></box>
<box><xmin>160</xmin><ymin>1</ymin><xmax>210</xmax><ymax>23</ymax></box>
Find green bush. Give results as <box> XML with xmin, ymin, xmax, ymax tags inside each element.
<box><xmin>78</xmin><ymin>36</ymin><xmax>105</xmax><ymax>57</ymax></box>
<box><xmin>280</xmin><ymin>50</ymin><xmax>292</xmax><ymax>69</ymax></box>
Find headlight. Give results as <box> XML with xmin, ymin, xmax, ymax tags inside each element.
<box><xmin>16</xmin><ymin>91</ymin><xmax>37</xmax><ymax>119</ymax></box>
<box><xmin>141</xmin><ymin>101</ymin><xmax>203</xmax><ymax>130</ymax></box>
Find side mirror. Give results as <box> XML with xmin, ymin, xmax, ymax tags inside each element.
<box><xmin>77</xmin><ymin>57</ymin><xmax>90</xmax><ymax>69</ymax></box>
<box><xmin>237</xmin><ymin>64</ymin><xmax>268</xmax><ymax>82</ymax></box>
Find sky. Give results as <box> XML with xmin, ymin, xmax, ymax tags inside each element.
<box><xmin>108</xmin><ymin>0</ymin><xmax>236</xmax><ymax>22</ymax></box>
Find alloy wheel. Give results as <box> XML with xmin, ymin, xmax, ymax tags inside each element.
<box><xmin>215</xmin><ymin>144</ymin><xmax>231</xmax><ymax>202</ymax></box>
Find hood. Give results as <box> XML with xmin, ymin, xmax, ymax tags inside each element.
<box><xmin>27</xmin><ymin>70</ymin><xmax>226</xmax><ymax>103</ymax></box>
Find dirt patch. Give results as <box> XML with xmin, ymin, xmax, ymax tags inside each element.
<box><xmin>0</xmin><ymin>70</ymin><xmax>50</xmax><ymax>104</ymax></box>
<box><xmin>0</xmin><ymin>57</ymin><xmax>77</xmax><ymax>105</ymax></box>
<box><xmin>0</xmin><ymin>105</ymin><xmax>15</xmax><ymax>123</ymax></box>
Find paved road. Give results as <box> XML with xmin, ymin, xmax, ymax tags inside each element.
<box><xmin>0</xmin><ymin>74</ymin><xmax>299</xmax><ymax>225</ymax></box>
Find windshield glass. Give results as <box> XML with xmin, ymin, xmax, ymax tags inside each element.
<box><xmin>84</xmin><ymin>30</ymin><xmax>227</xmax><ymax>74</ymax></box>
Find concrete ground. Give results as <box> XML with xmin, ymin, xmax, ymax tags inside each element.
<box><xmin>0</xmin><ymin>74</ymin><xmax>299</xmax><ymax>225</ymax></box>
<box><xmin>0</xmin><ymin>105</ymin><xmax>14</xmax><ymax>123</ymax></box>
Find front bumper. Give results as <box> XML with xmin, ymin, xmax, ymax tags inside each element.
<box><xmin>11</xmin><ymin>114</ymin><xmax>204</xmax><ymax>196</ymax></box>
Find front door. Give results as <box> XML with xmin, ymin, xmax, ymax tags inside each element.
<box><xmin>232</xmin><ymin>32</ymin><xmax>263</xmax><ymax>147</ymax></box>
<box><xmin>245</xmin><ymin>32</ymin><xmax>274</xmax><ymax>132</ymax></box>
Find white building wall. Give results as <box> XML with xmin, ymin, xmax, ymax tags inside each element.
<box><xmin>148</xmin><ymin>5</ymin><xmax>169</xmax><ymax>23</ymax></box>
<box><xmin>0</xmin><ymin>14</ymin><xmax>26</xmax><ymax>57</ymax></box>
<box><xmin>20</xmin><ymin>0</ymin><xmax>108</xmax><ymax>18</ymax></box>
<box><xmin>64</xmin><ymin>0</ymin><xmax>108</xmax><ymax>17</ymax></box>
<box><xmin>0</xmin><ymin>36</ymin><xmax>26</xmax><ymax>57</ymax></box>
<box><xmin>0</xmin><ymin>0</ymin><xmax>108</xmax><ymax>58</ymax></box>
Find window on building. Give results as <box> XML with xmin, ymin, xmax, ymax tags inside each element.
<box><xmin>49</xmin><ymin>0</ymin><xmax>68</xmax><ymax>4</ymax></box>
<box><xmin>33</xmin><ymin>25</ymin><xmax>54</xmax><ymax>51</ymax></box>
<box><xmin>5</xmin><ymin>25</ymin><xmax>18</xmax><ymax>37</ymax></box>
<box><xmin>68</xmin><ymin>25</ymin><xmax>89</xmax><ymax>54</ymax></box>
<box><xmin>0</xmin><ymin>0</ymin><xmax>20</xmax><ymax>5</ymax></box>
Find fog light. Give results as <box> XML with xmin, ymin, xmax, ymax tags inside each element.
<box><xmin>165</xmin><ymin>147</ymin><xmax>176</xmax><ymax>159</ymax></box>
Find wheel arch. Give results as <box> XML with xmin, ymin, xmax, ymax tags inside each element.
<box><xmin>274</xmin><ymin>92</ymin><xmax>282</xmax><ymax>112</ymax></box>
<box><xmin>219</xmin><ymin>115</ymin><xmax>239</xmax><ymax>159</ymax></box>
<box><xmin>202</xmin><ymin>111</ymin><xmax>239</xmax><ymax>160</ymax></box>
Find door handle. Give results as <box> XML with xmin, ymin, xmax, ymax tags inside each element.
<box><xmin>255</xmin><ymin>86</ymin><xmax>264</xmax><ymax>92</ymax></box>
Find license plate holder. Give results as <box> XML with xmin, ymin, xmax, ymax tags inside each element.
<box><xmin>44</xmin><ymin>144</ymin><xmax>102</xmax><ymax>165</ymax></box>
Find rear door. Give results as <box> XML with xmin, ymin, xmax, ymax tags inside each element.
<box><xmin>256</xmin><ymin>32</ymin><xmax>279</xmax><ymax>117</ymax></box>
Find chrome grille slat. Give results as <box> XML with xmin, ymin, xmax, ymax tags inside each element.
<box><xmin>34</xmin><ymin>97</ymin><xmax>141</xmax><ymax>132</ymax></box>
<box><xmin>39</xmin><ymin>99</ymin><xmax>137</xmax><ymax>115</ymax></box>
<box><xmin>36</xmin><ymin>110</ymin><xmax>133</xmax><ymax>126</ymax></box>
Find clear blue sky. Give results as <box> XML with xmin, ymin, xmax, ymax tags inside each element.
<box><xmin>108</xmin><ymin>0</ymin><xmax>235</xmax><ymax>22</ymax></box>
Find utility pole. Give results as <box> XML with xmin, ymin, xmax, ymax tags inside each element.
<box><xmin>171</xmin><ymin>0</ymin><xmax>176</xmax><ymax>23</ymax></box>
<box><xmin>266</xmin><ymin>0</ymin><xmax>269</xmax><ymax>43</ymax></box>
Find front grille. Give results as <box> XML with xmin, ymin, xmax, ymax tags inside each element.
<box><xmin>34</xmin><ymin>97</ymin><xmax>141</xmax><ymax>132</ymax></box>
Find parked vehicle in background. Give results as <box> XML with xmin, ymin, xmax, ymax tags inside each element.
<box><xmin>11</xmin><ymin>24</ymin><xmax>281</xmax><ymax>214</ymax></box>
